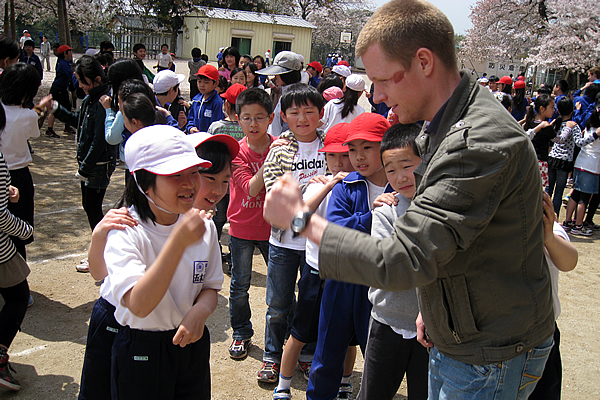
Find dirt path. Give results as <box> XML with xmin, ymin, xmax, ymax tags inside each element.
<box><xmin>0</xmin><ymin>57</ymin><xmax>598</xmax><ymax>399</ymax></box>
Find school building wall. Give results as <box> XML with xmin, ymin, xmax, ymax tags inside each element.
<box><xmin>182</xmin><ymin>14</ymin><xmax>313</xmax><ymax>62</ymax></box>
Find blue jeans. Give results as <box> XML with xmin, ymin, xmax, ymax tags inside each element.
<box><xmin>546</xmin><ymin>168</ymin><xmax>569</xmax><ymax>217</ymax></box>
<box><xmin>428</xmin><ymin>335</ymin><xmax>554</xmax><ymax>400</ymax></box>
<box><xmin>263</xmin><ymin>243</ymin><xmax>305</xmax><ymax>363</ymax></box>
<box><xmin>228</xmin><ymin>235</ymin><xmax>269</xmax><ymax>340</ymax></box>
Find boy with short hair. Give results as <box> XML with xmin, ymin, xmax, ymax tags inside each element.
<box><xmin>256</xmin><ymin>51</ymin><xmax>303</xmax><ymax>137</ymax></box>
<box><xmin>307</xmin><ymin>113</ymin><xmax>393</xmax><ymax>400</ymax></box>
<box><xmin>40</xmin><ymin>36</ymin><xmax>51</xmax><ymax>72</ymax></box>
<box><xmin>132</xmin><ymin>43</ymin><xmax>154</xmax><ymax>84</ymax></box>
<box><xmin>188</xmin><ymin>48</ymin><xmax>206</xmax><ymax>100</ymax></box>
<box><xmin>360</xmin><ymin>123</ymin><xmax>429</xmax><ymax>400</ymax></box>
<box><xmin>20</xmin><ymin>39</ymin><xmax>43</xmax><ymax>89</ymax></box>
<box><xmin>273</xmin><ymin>123</ymin><xmax>356</xmax><ymax>400</ymax></box>
<box><xmin>186</xmin><ymin>64</ymin><xmax>224</xmax><ymax>133</ymax></box>
<box><xmin>258</xmin><ymin>83</ymin><xmax>327</xmax><ymax>383</ymax></box>
<box><xmin>227</xmin><ymin>88</ymin><xmax>275</xmax><ymax>360</ymax></box>
<box><xmin>208</xmin><ymin>83</ymin><xmax>248</xmax><ymax>260</ymax></box>
<box><xmin>154</xmin><ymin>44</ymin><xmax>173</xmax><ymax>72</ymax></box>
<box><xmin>46</xmin><ymin>44</ymin><xmax>74</xmax><ymax>138</ymax></box>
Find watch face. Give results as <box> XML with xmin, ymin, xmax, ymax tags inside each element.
<box><xmin>291</xmin><ymin>217</ymin><xmax>304</xmax><ymax>232</ymax></box>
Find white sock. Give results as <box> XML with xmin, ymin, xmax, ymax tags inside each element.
<box><xmin>276</xmin><ymin>374</ymin><xmax>292</xmax><ymax>392</ymax></box>
<box><xmin>341</xmin><ymin>374</ymin><xmax>351</xmax><ymax>385</ymax></box>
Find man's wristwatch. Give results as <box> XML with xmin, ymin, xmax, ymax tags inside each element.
<box><xmin>291</xmin><ymin>209</ymin><xmax>313</xmax><ymax>237</ymax></box>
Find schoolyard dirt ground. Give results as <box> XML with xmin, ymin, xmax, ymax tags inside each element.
<box><xmin>0</xmin><ymin>55</ymin><xmax>599</xmax><ymax>399</ymax></box>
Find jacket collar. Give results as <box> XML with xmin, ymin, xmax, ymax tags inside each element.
<box><xmin>87</xmin><ymin>83</ymin><xmax>109</xmax><ymax>100</ymax></box>
<box><xmin>416</xmin><ymin>72</ymin><xmax>476</xmax><ymax>159</ymax></box>
<box><xmin>343</xmin><ymin>171</ymin><xmax>393</xmax><ymax>191</ymax></box>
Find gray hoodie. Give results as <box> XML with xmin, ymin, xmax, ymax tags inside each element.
<box><xmin>369</xmin><ymin>194</ymin><xmax>420</xmax><ymax>335</ymax></box>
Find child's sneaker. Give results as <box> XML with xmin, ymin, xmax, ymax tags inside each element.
<box><xmin>273</xmin><ymin>388</ymin><xmax>291</xmax><ymax>400</ymax></box>
<box><xmin>257</xmin><ymin>361</ymin><xmax>280</xmax><ymax>383</ymax></box>
<box><xmin>27</xmin><ymin>294</ymin><xmax>34</xmax><ymax>307</ymax></box>
<box><xmin>229</xmin><ymin>338</ymin><xmax>252</xmax><ymax>359</ymax></box>
<box><xmin>296</xmin><ymin>360</ymin><xmax>311</xmax><ymax>381</ymax></box>
<box><xmin>76</xmin><ymin>259</ymin><xmax>90</xmax><ymax>273</ymax></box>
<box><xmin>337</xmin><ymin>383</ymin><xmax>353</xmax><ymax>400</ymax></box>
<box><xmin>0</xmin><ymin>350</ymin><xmax>20</xmax><ymax>391</ymax></box>
<box><xmin>45</xmin><ymin>128</ymin><xmax>60</xmax><ymax>138</ymax></box>
<box><xmin>570</xmin><ymin>225</ymin><xmax>593</xmax><ymax>236</ymax></box>
<box><xmin>562</xmin><ymin>220</ymin><xmax>575</xmax><ymax>232</ymax></box>
<box><xmin>583</xmin><ymin>221</ymin><xmax>600</xmax><ymax>230</ymax></box>
<box><xmin>562</xmin><ymin>194</ymin><xmax>570</xmax><ymax>206</ymax></box>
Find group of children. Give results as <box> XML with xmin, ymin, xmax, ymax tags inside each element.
<box><xmin>0</xmin><ymin>35</ymin><xmax>582</xmax><ymax>400</ymax></box>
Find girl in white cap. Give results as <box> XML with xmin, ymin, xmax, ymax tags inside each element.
<box><xmin>101</xmin><ymin>125</ymin><xmax>223</xmax><ymax>399</ymax></box>
<box><xmin>78</xmin><ymin>126</ymin><xmax>238</xmax><ymax>400</ymax></box>
<box><xmin>320</xmin><ymin>74</ymin><xmax>366</xmax><ymax>133</ymax></box>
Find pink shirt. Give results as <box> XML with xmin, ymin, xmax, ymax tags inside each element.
<box><xmin>227</xmin><ymin>135</ymin><xmax>275</xmax><ymax>240</ymax></box>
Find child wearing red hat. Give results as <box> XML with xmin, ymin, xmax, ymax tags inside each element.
<box><xmin>186</xmin><ymin>64</ymin><xmax>224</xmax><ymax>133</ymax></box>
<box><xmin>306</xmin><ymin>113</ymin><xmax>394</xmax><ymax>400</ymax></box>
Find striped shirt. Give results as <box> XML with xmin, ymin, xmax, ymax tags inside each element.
<box><xmin>0</xmin><ymin>152</ymin><xmax>33</xmax><ymax>264</ymax></box>
<box><xmin>262</xmin><ymin>128</ymin><xmax>326</xmax><ymax>193</ymax></box>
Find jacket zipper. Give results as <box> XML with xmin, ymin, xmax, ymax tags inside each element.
<box><xmin>441</xmin><ymin>279</ymin><xmax>462</xmax><ymax>344</ymax></box>
<box><xmin>452</xmin><ymin>330</ymin><xmax>462</xmax><ymax>344</ymax></box>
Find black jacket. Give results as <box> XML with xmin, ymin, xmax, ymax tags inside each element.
<box><xmin>54</xmin><ymin>84</ymin><xmax>118</xmax><ymax>177</ymax></box>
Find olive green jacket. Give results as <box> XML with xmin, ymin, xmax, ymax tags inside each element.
<box><xmin>318</xmin><ymin>73</ymin><xmax>554</xmax><ymax>365</ymax></box>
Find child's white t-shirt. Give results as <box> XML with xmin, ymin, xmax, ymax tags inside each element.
<box><xmin>270</xmin><ymin>138</ymin><xmax>326</xmax><ymax>251</ymax></box>
<box><xmin>366</xmin><ymin>179</ymin><xmax>386</xmax><ymax>212</ymax></box>
<box><xmin>320</xmin><ymin>100</ymin><xmax>365</xmax><ymax>134</ymax></box>
<box><xmin>104</xmin><ymin>207</ymin><xmax>223</xmax><ymax>331</ymax></box>
<box><xmin>158</xmin><ymin>52</ymin><xmax>172</xmax><ymax>68</ymax></box>
<box><xmin>547</xmin><ymin>221</ymin><xmax>568</xmax><ymax>319</ymax></box>
<box><xmin>303</xmin><ymin>181</ymin><xmax>332</xmax><ymax>270</ymax></box>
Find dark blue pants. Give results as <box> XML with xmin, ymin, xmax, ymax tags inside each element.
<box><xmin>78</xmin><ymin>297</ymin><xmax>121</xmax><ymax>400</ymax></box>
<box><xmin>111</xmin><ymin>325</ymin><xmax>211</xmax><ymax>400</ymax></box>
<box><xmin>307</xmin><ymin>280</ymin><xmax>371</xmax><ymax>400</ymax></box>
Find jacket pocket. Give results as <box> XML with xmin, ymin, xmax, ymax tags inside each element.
<box><xmin>439</xmin><ymin>275</ymin><xmax>481</xmax><ymax>344</ymax></box>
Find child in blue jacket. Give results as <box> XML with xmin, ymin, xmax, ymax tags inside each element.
<box><xmin>306</xmin><ymin>113</ymin><xmax>393</xmax><ymax>400</ymax></box>
<box><xmin>186</xmin><ymin>64</ymin><xmax>224</xmax><ymax>133</ymax></box>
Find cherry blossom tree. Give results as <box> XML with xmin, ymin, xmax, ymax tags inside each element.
<box><xmin>460</xmin><ymin>0</ymin><xmax>548</xmax><ymax>63</ymax></box>
<box><xmin>527</xmin><ymin>0</ymin><xmax>600</xmax><ymax>72</ymax></box>
<box><xmin>461</xmin><ymin>0</ymin><xmax>600</xmax><ymax>73</ymax></box>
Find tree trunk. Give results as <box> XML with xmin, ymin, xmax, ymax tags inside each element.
<box><xmin>10</xmin><ymin>0</ymin><xmax>16</xmax><ymax>40</ymax></box>
<box><xmin>169</xmin><ymin>16</ymin><xmax>183</xmax><ymax>55</ymax></box>
<box><xmin>3</xmin><ymin>3</ymin><xmax>8</xmax><ymax>36</ymax></box>
<box><xmin>57</xmin><ymin>0</ymin><xmax>71</xmax><ymax>47</ymax></box>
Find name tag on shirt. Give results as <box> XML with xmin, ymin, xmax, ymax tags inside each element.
<box><xmin>204</xmin><ymin>109</ymin><xmax>212</xmax><ymax>118</ymax></box>
<box><xmin>193</xmin><ymin>261</ymin><xmax>207</xmax><ymax>283</ymax></box>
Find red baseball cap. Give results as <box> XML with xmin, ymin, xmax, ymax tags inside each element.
<box><xmin>499</xmin><ymin>76</ymin><xmax>513</xmax><ymax>85</ymax></box>
<box><xmin>319</xmin><ymin>123</ymin><xmax>350</xmax><ymax>153</ymax></box>
<box><xmin>514</xmin><ymin>80</ymin><xmax>526</xmax><ymax>89</ymax></box>
<box><xmin>196</xmin><ymin>64</ymin><xmax>219</xmax><ymax>81</ymax></box>
<box><xmin>307</xmin><ymin>61</ymin><xmax>323</xmax><ymax>74</ymax></box>
<box><xmin>337</xmin><ymin>60</ymin><xmax>350</xmax><ymax>67</ymax></box>
<box><xmin>344</xmin><ymin>113</ymin><xmax>391</xmax><ymax>145</ymax></box>
<box><xmin>186</xmin><ymin>132</ymin><xmax>240</xmax><ymax>159</ymax></box>
<box><xmin>220</xmin><ymin>83</ymin><xmax>247</xmax><ymax>104</ymax></box>
<box><xmin>57</xmin><ymin>45</ymin><xmax>72</xmax><ymax>54</ymax></box>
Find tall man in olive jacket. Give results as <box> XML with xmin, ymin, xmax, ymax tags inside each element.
<box><xmin>263</xmin><ymin>1</ymin><xmax>554</xmax><ymax>399</ymax></box>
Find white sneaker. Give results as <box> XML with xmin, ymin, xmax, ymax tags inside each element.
<box><xmin>76</xmin><ymin>259</ymin><xmax>90</xmax><ymax>273</ymax></box>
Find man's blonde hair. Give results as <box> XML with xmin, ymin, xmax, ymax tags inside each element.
<box><xmin>356</xmin><ymin>0</ymin><xmax>456</xmax><ymax>71</ymax></box>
